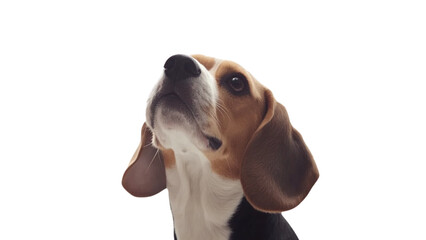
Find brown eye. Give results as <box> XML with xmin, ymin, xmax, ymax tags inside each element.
<box><xmin>221</xmin><ymin>73</ymin><xmax>249</xmax><ymax>96</ymax></box>
<box><xmin>228</xmin><ymin>76</ymin><xmax>245</xmax><ymax>92</ymax></box>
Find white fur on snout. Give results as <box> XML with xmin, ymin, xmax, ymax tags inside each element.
<box><xmin>197</xmin><ymin>61</ymin><xmax>218</xmax><ymax>108</ymax></box>
<box><xmin>148</xmin><ymin>56</ymin><xmax>219</xmax><ymax>150</ymax></box>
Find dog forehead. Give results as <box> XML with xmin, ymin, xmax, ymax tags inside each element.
<box><xmin>192</xmin><ymin>54</ymin><xmax>244</xmax><ymax>75</ymax></box>
<box><xmin>192</xmin><ymin>54</ymin><xmax>216</xmax><ymax>70</ymax></box>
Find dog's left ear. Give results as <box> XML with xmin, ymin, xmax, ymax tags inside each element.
<box><xmin>241</xmin><ymin>90</ymin><xmax>319</xmax><ymax>213</ymax></box>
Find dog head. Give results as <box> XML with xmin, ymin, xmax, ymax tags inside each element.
<box><xmin>122</xmin><ymin>54</ymin><xmax>319</xmax><ymax>212</ymax></box>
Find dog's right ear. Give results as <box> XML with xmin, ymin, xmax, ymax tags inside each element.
<box><xmin>122</xmin><ymin>123</ymin><xmax>166</xmax><ymax>197</ymax></box>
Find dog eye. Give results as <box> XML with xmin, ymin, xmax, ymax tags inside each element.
<box><xmin>223</xmin><ymin>74</ymin><xmax>249</xmax><ymax>95</ymax></box>
<box><xmin>228</xmin><ymin>76</ymin><xmax>245</xmax><ymax>92</ymax></box>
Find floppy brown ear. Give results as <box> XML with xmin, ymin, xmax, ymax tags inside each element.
<box><xmin>122</xmin><ymin>123</ymin><xmax>166</xmax><ymax>197</ymax></box>
<box><xmin>241</xmin><ymin>90</ymin><xmax>319</xmax><ymax>213</ymax></box>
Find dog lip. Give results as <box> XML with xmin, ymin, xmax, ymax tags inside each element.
<box><xmin>150</xmin><ymin>91</ymin><xmax>200</xmax><ymax>130</ymax></box>
<box><xmin>158</xmin><ymin>92</ymin><xmax>179</xmax><ymax>101</ymax></box>
<box><xmin>150</xmin><ymin>92</ymin><xmax>181</xmax><ymax>129</ymax></box>
<box><xmin>151</xmin><ymin>91</ymin><xmax>219</xmax><ymax>151</ymax></box>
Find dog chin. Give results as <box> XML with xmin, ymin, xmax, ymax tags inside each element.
<box><xmin>153</xmin><ymin>114</ymin><xmax>221</xmax><ymax>152</ymax></box>
<box><xmin>150</xmin><ymin>95</ymin><xmax>222</xmax><ymax>152</ymax></box>
<box><xmin>152</xmin><ymin>125</ymin><xmax>210</xmax><ymax>153</ymax></box>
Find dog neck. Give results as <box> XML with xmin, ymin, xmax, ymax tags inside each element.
<box><xmin>165</xmin><ymin>145</ymin><xmax>243</xmax><ymax>240</ymax></box>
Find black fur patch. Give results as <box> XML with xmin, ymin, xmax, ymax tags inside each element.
<box><xmin>228</xmin><ymin>197</ymin><xmax>299</xmax><ymax>240</ymax></box>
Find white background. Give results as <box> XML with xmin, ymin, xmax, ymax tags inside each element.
<box><xmin>1</xmin><ymin>0</ymin><xmax>425</xmax><ymax>239</ymax></box>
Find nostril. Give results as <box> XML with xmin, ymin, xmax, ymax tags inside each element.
<box><xmin>184</xmin><ymin>62</ymin><xmax>201</xmax><ymax>76</ymax></box>
<box><xmin>164</xmin><ymin>56</ymin><xmax>176</xmax><ymax>71</ymax></box>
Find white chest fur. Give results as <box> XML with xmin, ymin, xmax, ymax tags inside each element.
<box><xmin>166</xmin><ymin>150</ymin><xmax>243</xmax><ymax>240</ymax></box>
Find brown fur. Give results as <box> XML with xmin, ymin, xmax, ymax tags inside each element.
<box><xmin>159</xmin><ymin>147</ymin><xmax>176</xmax><ymax>168</ymax></box>
<box><xmin>203</xmin><ymin>59</ymin><xmax>266</xmax><ymax>179</ymax></box>
<box><xmin>192</xmin><ymin>54</ymin><xmax>216</xmax><ymax>70</ymax></box>
<box><xmin>241</xmin><ymin>91</ymin><xmax>319</xmax><ymax>212</ymax></box>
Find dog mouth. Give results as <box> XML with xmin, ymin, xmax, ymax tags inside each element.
<box><xmin>151</xmin><ymin>93</ymin><xmax>222</xmax><ymax>151</ymax></box>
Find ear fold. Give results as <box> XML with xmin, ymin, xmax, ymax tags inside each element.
<box><xmin>241</xmin><ymin>90</ymin><xmax>319</xmax><ymax>213</ymax></box>
<box><xmin>122</xmin><ymin>123</ymin><xmax>166</xmax><ymax>197</ymax></box>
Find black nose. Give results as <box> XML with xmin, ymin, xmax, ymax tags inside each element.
<box><xmin>164</xmin><ymin>54</ymin><xmax>201</xmax><ymax>80</ymax></box>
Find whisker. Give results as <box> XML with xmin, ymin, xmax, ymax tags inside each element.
<box><xmin>216</xmin><ymin>100</ymin><xmax>230</xmax><ymax>121</ymax></box>
<box><xmin>209</xmin><ymin>109</ymin><xmax>221</xmax><ymax>129</ymax></box>
<box><xmin>225</xmin><ymin>157</ymin><xmax>232</xmax><ymax>176</ymax></box>
<box><xmin>217</xmin><ymin>99</ymin><xmax>230</xmax><ymax>117</ymax></box>
<box><xmin>146</xmin><ymin>148</ymin><xmax>160</xmax><ymax>172</ymax></box>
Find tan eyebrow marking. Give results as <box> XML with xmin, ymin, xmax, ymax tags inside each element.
<box><xmin>214</xmin><ymin>61</ymin><xmax>246</xmax><ymax>80</ymax></box>
<box><xmin>192</xmin><ymin>54</ymin><xmax>216</xmax><ymax>70</ymax></box>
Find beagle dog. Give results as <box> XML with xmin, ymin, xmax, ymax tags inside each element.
<box><xmin>122</xmin><ymin>54</ymin><xmax>319</xmax><ymax>240</ymax></box>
